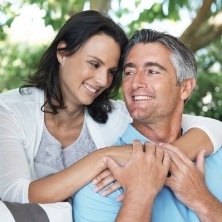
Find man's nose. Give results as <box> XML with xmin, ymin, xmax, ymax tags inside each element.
<box><xmin>131</xmin><ymin>71</ymin><xmax>147</xmax><ymax>90</ymax></box>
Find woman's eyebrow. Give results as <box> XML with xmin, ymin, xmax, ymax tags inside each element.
<box><xmin>87</xmin><ymin>55</ymin><xmax>104</xmax><ymax>65</ymax></box>
<box><xmin>88</xmin><ymin>55</ymin><xmax>119</xmax><ymax>70</ymax></box>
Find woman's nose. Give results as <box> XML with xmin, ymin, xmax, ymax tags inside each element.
<box><xmin>95</xmin><ymin>71</ymin><xmax>108</xmax><ymax>87</ymax></box>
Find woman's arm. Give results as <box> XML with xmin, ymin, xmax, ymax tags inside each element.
<box><xmin>180</xmin><ymin>114</ymin><xmax>222</xmax><ymax>160</ymax></box>
<box><xmin>171</xmin><ymin>128</ymin><xmax>212</xmax><ymax>161</ymax></box>
<box><xmin>0</xmin><ymin>108</ymin><xmax>132</xmax><ymax>203</ymax></box>
<box><xmin>29</xmin><ymin>145</ymin><xmax>132</xmax><ymax>203</ymax></box>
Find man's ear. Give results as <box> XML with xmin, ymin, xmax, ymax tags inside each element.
<box><xmin>57</xmin><ymin>41</ymin><xmax>67</xmax><ymax>63</ymax></box>
<box><xmin>180</xmin><ymin>78</ymin><xmax>196</xmax><ymax>101</ymax></box>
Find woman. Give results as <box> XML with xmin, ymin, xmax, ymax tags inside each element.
<box><xmin>0</xmin><ymin>10</ymin><xmax>221</xmax><ymax>205</ymax></box>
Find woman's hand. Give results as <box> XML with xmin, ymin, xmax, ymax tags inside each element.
<box><xmin>92</xmin><ymin>169</ymin><xmax>124</xmax><ymax>201</ymax></box>
<box><xmin>92</xmin><ymin>144</ymin><xmax>133</xmax><ymax>201</ymax></box>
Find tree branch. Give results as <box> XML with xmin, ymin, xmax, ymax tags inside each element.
<box><xmin>90</xmin><ymin>0</ymin><xmax>111</xmax><ymax>13</ymax></box>
<box><xmin>180</xmin><ymin>0</ymin><xmax>214</xmax><ymax>43</ymax></box>
<box><xmin>189</xmin><ymin>24</ymin><xmax>222</xmax><ymax>52</ymax></box>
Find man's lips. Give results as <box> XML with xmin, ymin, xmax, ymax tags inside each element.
<box><xmin>133</xmin><ymin>95</ymin><xmax>154</xmax><ymax>101</ymax></box>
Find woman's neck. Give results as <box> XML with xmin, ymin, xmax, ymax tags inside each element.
<box><xmin>44</xmin><ymin>106</ymin><xmax>85</xmax><ymax>148</ymax></box>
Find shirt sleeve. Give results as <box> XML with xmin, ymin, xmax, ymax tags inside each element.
<box><xmin>73</xmin><ymin>182</ymin><xmax>122</xmax><ymax>222</ymax></box>
<box><xmin>0</xmin><ymin>108</ymin><xmax>32</xmax><ymax>203</ymax></box>
<box><xmin>182</xmin><ymin>114</ymin><xmax>222</xmax><ymax>153</ymax></box>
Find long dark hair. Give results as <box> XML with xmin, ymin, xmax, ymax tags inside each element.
<box><xmin>20</xmin><ymin>10</ymin><xmax>128</xmax><ymax>123</ymax></box>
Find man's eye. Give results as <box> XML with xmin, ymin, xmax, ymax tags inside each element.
<box><xmin>124</xmin><ymin>70</ymin><xmax>135</xmax><ymax>76</ymax></box>
<box><xmin>90</xmin><ymin>62</ymin><xmax>99</xmax><ymax>68</ymax></box>
<box><xmin>145</xmin><ymin>69</ymin><xmax>159</xmax><ymax>75</ymax></box>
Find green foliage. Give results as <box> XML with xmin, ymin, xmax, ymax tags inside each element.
<box><xmin>21</xmin><ymin>0</ymin><xmax>85</xmax><ymax>31</ymax></box>
<box><xmin>0</xmin><ymin>41</ymin><xmax>44</xmax><ymax>92</ymax></box>
<box><xmin>0</xmin><ymin>0</ymin><xmax>221</xmax><ymax>121</ymax></box>
<box><xmin>185</xmin><ymin>39</ymin><xmax>222</xmax><ymax>120</ymax></box>
<box><xmin>0</xmin><ymin>1</ymin><xmax>19</xmax><ymax>41</ymax></box>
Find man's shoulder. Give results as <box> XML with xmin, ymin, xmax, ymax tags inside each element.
<box><xmin>74</xmin><ymin>182</ymin><xmax>122</xmax><ymax>221</ymax></box>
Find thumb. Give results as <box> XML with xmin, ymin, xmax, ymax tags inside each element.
<box><xmin>102</xmin><ymin>157</ymin><xmax>120</xmax><ymax>176</ymax></box>
<box><xmin>196</xmin><ymin>150</ymin><xmax>205</xmax><ymax>175</ymax></box>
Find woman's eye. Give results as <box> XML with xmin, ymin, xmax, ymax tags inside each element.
<box><xmin>90</xmin><ymin>62</ymin><xmax>99</xmax><ymax>68</ymax></box>
<box><xmin>109</xmin><ymin>69</ymin><xmax>118</xmax><ymax>76</ymax></box>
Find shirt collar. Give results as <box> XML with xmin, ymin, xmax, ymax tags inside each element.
<box><xmin>116</xmin><ymin>124</ymin><xmax>152</xmax><ymax>145</ymax></box>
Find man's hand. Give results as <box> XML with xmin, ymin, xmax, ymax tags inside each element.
<box><xmin>103</xmin><ymin>140</ymin><xmax>170</xmax><ymax>196</ymax></box>
<box><xmin>162</xmin><ymin>143</ymin><xmax>222</xmax><ymax>222</ymax></box>
<box><xmin>102</xmin><ymin>140</ymin><xmax>171</xmax><ymax>222</ymax></box>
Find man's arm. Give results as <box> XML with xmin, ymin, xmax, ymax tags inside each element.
<box><xmin>104</xmin><ymin>140</ymin><xmax>170</xmax><ymax>221</ymax></box>
<box><xmin>163</xmin><ymin>143</ymin><xmax>222</xmax><ymax>222</ymax></box>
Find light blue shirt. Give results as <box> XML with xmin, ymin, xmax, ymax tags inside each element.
<box><xmin>73</xmin><ymin>124</ymin><xmax>222</xmax><ymax>221</ymax></box>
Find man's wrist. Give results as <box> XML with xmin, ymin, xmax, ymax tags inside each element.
<box><xmin>116</xmin><ymin>189</ymin><xmax>154</xmax><ymax>222</ymax></box>
<box><xmin>193</xmin><ymin>193</ymin><xmax>222</xmax><ymax>221</ymax></box>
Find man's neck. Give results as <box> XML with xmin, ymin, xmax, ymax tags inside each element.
<box><xmin>132</xmin><ymin>118</ymin><xmax>182</xmax><ymax>144</ymax></box>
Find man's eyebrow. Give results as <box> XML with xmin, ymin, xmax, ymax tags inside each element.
<box><xmin>144</xmin><ymin>62</ymin><xmax>167</xmax><ymax>71</ymax></box>
<box><xmin>124</xmin><ymin>62</ymin><xmax>167</xmax><ymax>71</ymax></box>
<box><xmin>123</xmin><ymin>63</ymin><xmax>136</xmax><ymax>70</ymax></box>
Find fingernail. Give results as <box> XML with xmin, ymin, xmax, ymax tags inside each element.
<box><xmin>92</xmin><ymin>179</ymin><xmax>97</xmax><ymax>184</ymax></box>
<box><xmin>93</xmin><ymin>186</ymin><xmax>99</xmax><ymax>192</ymax></box>
<box><xmin>116</xmin><ymin>196</ymin><xmax>122</xmax><ymax>202</ymax></box>
<box><xmin>102</xmin><ymin>191</ymin><xmax>108</xmax><ymax>196</ymax></box>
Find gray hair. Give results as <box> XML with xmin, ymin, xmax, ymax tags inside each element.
<box><xmin>124</xmin><ymin>29</ymin><xmax>197</xmax><ymax>84</ymax></box>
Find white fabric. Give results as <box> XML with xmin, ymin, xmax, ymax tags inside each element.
<box><xmin>0</xmin><ymin>87</ymin><xmax>222</xmax><ymax>204</ymax></box>
<box><xmin>0</xmin><ymin>200</ymin><xmax>72</xmax><ymax>222</ymax></box>
<box><xmin>0</xmin><ymin>201</ymin><xmax>15</xmax><ymax>222</ymax></box>
<box><xmin>39</xmin><ymin>202</ymin><xmax>72</xmax><ymax>222</ymax></box>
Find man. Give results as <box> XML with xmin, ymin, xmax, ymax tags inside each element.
<box><xmin>73</xmin><ymin>29</ymin><xmax>222</xmax><ymax>221</ymax></box>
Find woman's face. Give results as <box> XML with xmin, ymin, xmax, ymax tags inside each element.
<box><xmin>57</xmin><ymin>33</ymin><xmax>121</xmax><ymax>108</ymax></box>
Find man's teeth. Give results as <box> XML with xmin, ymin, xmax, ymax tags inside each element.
<box><xmin>134</xmin><ymin>96</ymin><xmax>153</xmax><ymax>100</ymax></box>
<box><xmin>84</xmin><ymin>83</ymin><xmax>97</xmax><ymax>93</ymax></box>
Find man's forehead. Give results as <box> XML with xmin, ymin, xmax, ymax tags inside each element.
<box><xmin>127</xmin><ymin>42</ymin><xmax>170</xmax><ymax>55</ymax></box>
<box><xmin>124</xmin><ymin>42</ymin><xmax>171</xmax><ymax>66</ymax></box>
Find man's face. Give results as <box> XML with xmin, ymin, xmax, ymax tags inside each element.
<box><xmin>122</xmin><ymin>42</ymin><xmax>185</xmax><ymax>125</ymax></box>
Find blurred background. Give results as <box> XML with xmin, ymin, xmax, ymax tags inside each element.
<box><xmin>0</xmin><ymin>0</ymin><xmax>222</xmax><ymax>120</ymax></box>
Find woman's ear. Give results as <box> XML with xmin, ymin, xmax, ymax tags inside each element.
<box><xmin>181</xmin><ymin>78</ymin><xmax>196</xmax><ymax>101</ymax></box>
<box><xmin>57</xmin><ymin>41</ymin><xmax>67</xmax><ymax>64</ymax></box>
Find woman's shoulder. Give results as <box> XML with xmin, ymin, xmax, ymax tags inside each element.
<box><xmin>110</xmin><ymin>99</ymin><xmax>125</xmax><ymax>107</ymax></box>
<box><xmin>0</xmin><ymin>87</ymin><xmax>44</xmax><ymax>120</ymax></box>
<box><xmin>110</xmin><ymin>99</ymin><xmax>129</xmax><ymax>113</ymax></box>
<box><xmin>0</xmin><ymin>87</ymin><xmax>44</xmax><ymax>106</ymax></box>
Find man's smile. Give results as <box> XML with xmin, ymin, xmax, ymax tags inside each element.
<box><xmin>133</xmin><ymin>95</ymin><xmax>154</xmax><ymax>101</ymax></box>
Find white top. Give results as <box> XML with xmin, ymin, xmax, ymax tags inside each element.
<box><xmin>34</xmin><ymin>120</ymin><xmax>97</xmax><ymax>179</ymax></box>
<box><xmin>0</xmin><ymin>87</ymin><xmax>221</xmax><ymax>203</ymax></box>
